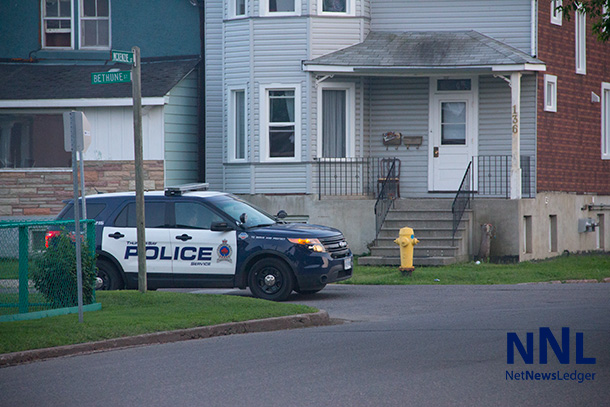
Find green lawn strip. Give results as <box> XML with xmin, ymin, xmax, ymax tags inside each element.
<box><xmin>0</xmin><ymin>291</ymin><xmax>317</xmax><ymax>354</ymax></box>
<box><xmin>344</xmin><ymin>254</ymin><xmax>610</xmax><ymax>285</ymax></box>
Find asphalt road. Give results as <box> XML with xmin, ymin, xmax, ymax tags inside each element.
<box><xmin>1</xmin><ymin>284</ymin><xmax>608</xmax><ymax>407</ymax></box>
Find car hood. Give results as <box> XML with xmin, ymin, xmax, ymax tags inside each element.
<box><xmin>247</xmin><ymin>222</ymin><xmax>343</xmax><ymax>239</ymax></box>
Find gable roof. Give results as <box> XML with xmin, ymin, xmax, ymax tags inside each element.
<box><xmin>0</xmin><ymin>58</ymin><xmax>200</xmax><ymax>101</ymax></box>
<box><xmin>303</xmin><ymin>31</ymin><xmax>545</xmax><ymax>74</ymax></box>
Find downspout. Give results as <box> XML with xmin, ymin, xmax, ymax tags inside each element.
<box><xmin>531</xmin><ymin>0</ymin><xmax>538</xmax><ymax>57</ymax></box>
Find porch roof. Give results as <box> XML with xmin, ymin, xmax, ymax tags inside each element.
<box><xmin>303</xmin><ymin>31</ymin><xmax>545</xmax><ymax>75</ymax></box>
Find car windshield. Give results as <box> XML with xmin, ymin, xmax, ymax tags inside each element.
<box><xmin>208</xmin><ymin>194</ymin><xmax>275</xmax><ymax>228</ymax></box>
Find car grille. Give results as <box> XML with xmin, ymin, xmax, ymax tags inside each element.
<box><xmin>320</xmin><ymin>235</ymin><xmax>350</xmax><ymax>258</ymax></box>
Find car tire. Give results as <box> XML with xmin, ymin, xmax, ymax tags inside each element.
<box><xmin>248</xmin><ymin>258</ymin><xmax>294</xmax><ymax>301</ymax></box>
<box><xmin>295</xmin><ymin>286</ymin><xmax>325</xmax><ymax>295</ymax></box>
<box><xmin>96</xmin><ymin>259</ymin><xmax>124</xmax><ymax>290</ymax></box>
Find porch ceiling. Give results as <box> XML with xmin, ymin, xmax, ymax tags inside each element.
<box><xmin>303</xmin><ymin>31</ymin><xmax>545</xmax><ymax>76</ymax></box>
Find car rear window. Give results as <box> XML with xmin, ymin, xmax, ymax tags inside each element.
<box><xmin>113</xmin><ymin>202</ymin><xmax>167</xmax><ymax>228</ymax></box>
<box><xmin>58</xmin><ymin>203</ymin><xmax>106</xmax><ymax>220</ymax></box>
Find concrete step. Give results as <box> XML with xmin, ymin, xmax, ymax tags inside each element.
<box><xmin>385</xmin><ymin>209</ymin><xmax>456</xmax><ymax>221</ymax></box>
<box><xmin>377</xmin><ymin>227</ymin><xmax>464</xmax><ymax>239</ymax></box>
<box><xmin>358</xmin><ymin>256</ymin><xmax>458</xmax><ymax>267</ymax></box>
<box><xmin>375</xmin><ymin>236</ymin><xmax>460</xmax><ymax>247</ymax></box>
<box><xmin>382</xmin><ymin>219</ymin><xmax>455</xmax><ymax>229</ymax></box>
<box><xmin>370</xmin><ymin>245</ymin><xmax>459</xmax><ymax>258</ymax></box>
<box><xmin>392</xmin><ymin>199</ymin><xmax>455</xmax><ymax>210</ymax></box>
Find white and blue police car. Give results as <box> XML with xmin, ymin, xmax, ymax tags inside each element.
<box><xmin>48</xmin><ymin>184</ymin><xmax>353</xmax><ymax>301</ymax></box>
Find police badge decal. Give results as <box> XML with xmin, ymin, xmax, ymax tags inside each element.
<box><xmin>217</xmin><ymin>239</ymin><xmax>233</xmax><ymax>263</ymax></box>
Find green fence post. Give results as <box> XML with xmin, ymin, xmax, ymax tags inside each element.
<box><xmin>18</xmin><ymin>225</ymin><xmax>29</xmax><ymax>314</ymax></box>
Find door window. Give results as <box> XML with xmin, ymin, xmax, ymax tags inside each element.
<box><xmin>175</xmin><ymin>202</ymin><xmax>224</xmax><ymax>230</ymax></box>
<box><xmin>441</xmin><ymin>102</ymin><xmax>466</xmax><ymax>145</ymax></box>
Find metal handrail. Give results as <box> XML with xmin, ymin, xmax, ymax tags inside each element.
<box><xmin>374</xmin><ymin>159</ymin><xmax>397</xmax><ymax>239</ymax></box>
<box><xmin>451</xmin><ymin>161</ymin><xmax>473</xmax><ymax>244</ymax></box>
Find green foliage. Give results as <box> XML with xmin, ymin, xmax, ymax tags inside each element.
<box><xmin>558</xmin><ymin>0</ymin><xmax>610</xmax><ymax>42</ymax></box>
<box><xmin>30</xmin><ymin>233</ymin><xmax>97</xmax><ymax>308</ymax></box>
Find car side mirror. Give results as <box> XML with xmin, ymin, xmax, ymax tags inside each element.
<box><xmin>211</xmin><ymin>221</ymin><xmax>235</xmax><ymax>232</ymax></box>
<box><xmin>239</xmin><ymin>213</ymin><xmax>248</xmax><ymax>224</ymax></box>
<box><xmin>276</xmin><ymin>210</ymin><xmax>288</xmax><ymax>219</ymax></box>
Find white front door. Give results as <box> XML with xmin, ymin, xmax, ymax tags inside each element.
<box><xmin>429</xmin><ymin>78</ymin><xmax>478</xmax><ymax>191</ymax></box>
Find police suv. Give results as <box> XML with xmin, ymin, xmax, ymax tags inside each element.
<box><xmin>48</xmin><ymin>184</ymin><xmax>353</xmax><ymax>301</ymax></box>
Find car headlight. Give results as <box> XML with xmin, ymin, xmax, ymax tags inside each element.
<box><xmin>288</xmin><ymin>237</ymin><xmax>326</xmax><ymax>253</ymax></box>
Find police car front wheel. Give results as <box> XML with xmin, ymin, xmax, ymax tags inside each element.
<box><xmin>248</xmin><ymin>258</ymin><xmax>295</xmax><ymax>301</ymax></box>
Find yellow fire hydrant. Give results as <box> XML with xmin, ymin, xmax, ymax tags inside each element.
<box><xmin>394</xmin><ymin>226</ymin><xmax>419</xmax><ymax>275</ymax></box>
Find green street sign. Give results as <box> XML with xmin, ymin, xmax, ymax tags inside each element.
<box><xmin>91</xmin><ymin>71</ymin><xmax>132</xmax><ymax>84</ymax></box>
<box><xmin>111</xmin><ymin>50</ymin><xmax>134</xmax><ymax>64</ymax></box>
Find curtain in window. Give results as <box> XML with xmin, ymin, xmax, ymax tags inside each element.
<box><xmin>323</xmin><ymin>0</ymin><xmax>346</xmax><ymax>12</ymax></box>
<box><xmin>441</xmin><ymin>102</ymin><xmax>466</xmax><ymax>145</ymax></box>
<box><xmin>235</xmin><ymin>91</ymin><xmax>246</xmax><ymax>159</ymax></box>
<box><xmin>269</xmin><ymin>0</ymin><xmax>295</xmax><ymax>12</ymax></box>
<box><xmin>322</xmin><ymin>90</ymin><xmax>346</xmax><ymax>158</ymax></box>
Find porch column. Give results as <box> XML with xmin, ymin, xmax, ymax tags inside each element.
<box><xmin>510</xmin><ymin>72</ymin><xmax>522</xmax><ymax>200</ymax></box>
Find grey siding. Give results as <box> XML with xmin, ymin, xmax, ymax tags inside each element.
<box><xmin>368</xmin><ymin>77</ymin><xmax>430</xmax><ymax>197</ymax></box>
<box><xmin>310</xmin><ymin>18</ymin><xmax>365</xmax><ymax>59</ymax></box>
<box><xmin>205</xmin><ymin>1</ymin><xmax>224</xmax><ymax>190</ymax></box>
<box><xmin>164</xmin><ymin>71</ymin><xmax>199</xmax><ymax>187</ymax></box>
<box><xmin>371</xmin><ymin>0</ymin><xmax>534</xmax><ymax>53</ymax></box>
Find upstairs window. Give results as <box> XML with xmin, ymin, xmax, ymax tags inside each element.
<box><xmin>43</xmin><ymin>0</ymin><xmax>73</xmax><ymax>48</ymax></box>
<box><xmin>575</xmin><ymin>7</ymin><xmax>586</xmax><ymax>74</ymax></box>
<box><xmin>551</xmin><ymin>0</ymin><xmax>562</xmax><ymax>25</ymax></box>
<box><xmin>261</xmin><ymin>0</ymin><xmax>300</xmax><ymax>16</ymax></box>
<box><xmin>80</xmin><ymin>0</ymin><xmax>110</xmax><ymax>49</ymax></box>
<box><xmin>260</xmin><ymin>85</ymin><xmax>301</xmax><ymax>161</ymax></box>
<box><xmin>322</xmin><ymin>0</ymin><xmax>345</xmax><ymax>13</ymax></box>
<box><xmin>230</xmin><ymin>0</ymin><xmax>246</xmax><ymax>17</ymax></box>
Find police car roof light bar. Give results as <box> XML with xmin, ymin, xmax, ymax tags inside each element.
<box><xmin>164</xmin><ymin>183</ymin><xmax>210</xmax><ymax>197</ymax></box>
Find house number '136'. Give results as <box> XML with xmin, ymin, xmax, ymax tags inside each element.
<box><xmin>512</xmin><ymin>105</ymin><xmax>519</xmax><ymax>134</ymax></box>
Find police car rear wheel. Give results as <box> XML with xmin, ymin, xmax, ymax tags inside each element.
<box><xmin>248</xmin><ymin>258</ymin><xmax>294</xmax><ymax>301</ymax></box>
<box><xmin>96</xmin><ymin>259</ymin><xmax>123</xmax><ymax>290</ymax></box>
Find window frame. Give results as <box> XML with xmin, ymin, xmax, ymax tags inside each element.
<box><xmin>260</xmin><ymin>0</ymin><xmax>301</xmax><ymax>17</ymax></box>
<box><xmin>259</xmin><ymin>84</ymin><xmax>301</xmax><ymax>162</ymax></box>
<box><xmin>41</xmin><ymin>0</ymin><xmax>75</xmax><ymax>49</ymax></box>
<box><xmin>229</xmin><ymin>0</ymin><xmax>247</xmax><ymax>18</ymax></box>
<box><xmin>551</xmin><ymin>0</ymin><xmax>562</xmax><ymax>25</ymax></box>
<box><xmin>602</xmin><ymin>82</ymin><xmax>610</xmax><ymax>160</ymax></box>
<box><xmin>544</xmin><ymin>74</ymin><xmax>558</xmax><ymax>113</ymax></box>
<box><xmin>79</xmin><ymin>0</ymin><xmax>111</xmax><ymax>50</ymax></box>
<box><xmin>575</xmin><ymin>6</ymin><xmax>587</xmax><ymax>75</ymax></box>
<box><xmin>316</xmin><ymin>82</ymin><xmax>356</xmax><ymax>159</ymax></box>
<box><xmin>228</xmin><ymin>86</ymin><xmax>248</xmax><ymax>162</ymax></box>
<box><xmin>317</xmin><ymin>0</ymin><xmax>354</xmax><ymax>16</ymax></box>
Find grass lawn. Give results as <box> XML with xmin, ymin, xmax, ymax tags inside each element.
<box><xmin>344</xmin><ymin>253</ymin><xmax>610</xmax><ymax>285</ymax></box>
<box><xmin>0</xmin><ymin>291</ymin><xmax>317</xmax><ymax>354</ymax></box>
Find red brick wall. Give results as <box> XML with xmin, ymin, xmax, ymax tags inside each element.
<box><xmin>537</xmin><ymin>4</ymin><xmax>610</xmax><ymax>194</ymax></box>
<box><xmin>0</xmin><ymin>160</ymin><xmax>164</xmax><ymax>217</ymax></box>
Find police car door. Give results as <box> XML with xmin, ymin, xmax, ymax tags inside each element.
<box><xmin>171</xmin><ymin>201</ymin><xmax>237</xmax><ymax>284</ymax></box>
<box><xmin>102</xmin><ymin>201</ymin><xmax>172</xmax><ymax>281</ymax></box>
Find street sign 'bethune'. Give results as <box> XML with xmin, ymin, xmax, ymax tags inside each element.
<box><xmin>91</xmin><ymin>71</ymin><xmax>132</xmax><ymax>84</ymax></box>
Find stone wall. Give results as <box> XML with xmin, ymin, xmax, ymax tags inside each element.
<box><xmin>0</xmin><ymin>160</ymin><xmax>164</xmax><ymax>217</ymax></box>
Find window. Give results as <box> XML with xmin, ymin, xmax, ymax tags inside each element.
<box><xmin>576</xmin><ymin>7</ymin><xmax>586</xmax><ymax>74</ymax></box>
<box><xmin>261</xmin><ymin>0</ymin><xmax>299</xmax><ymax>15</ymax></box>
<box><xmin>229</xmin><ymin>89</ymin><xmax>247</xmax><ymax>161</ymax></box>
<box><xmin>441</xmin><ymin>102</ymin><xmax>467</xmax><ymax>145</ymax></box>
<box><xmin>319</xmin><ymin>0</ymin><xmax>353</xmax><ymax>14</ymax></box>
<box><xmin>549</xmin><ymin>215</ymin><xmax>558</xmax><ymax>252</ymax></box>
<box><xmin>318</xmin><ymin>82</ymin><xmax>355</xmax><ymax>158</ymax></box>
<box><xmin>230</xmin><ymin>0</ymin><xmax>246</xmax><ymax>17</ymax></box>
<box><xmin>80</xmin><ymin>0</ymin><xmax>110</xmax><ymax>49</ymax></box>
<box><xmin>0</xmin><ymin>114</ymin><xmax>71</xmax><ymax>168</ymax></box>
<box><xmin>551</xmin><ymin>0</ymin><xmax>562</xmax><ymax>25</ymax></box>
<box><xmin>437</xmin><ymin>79</ymin><xmax>471</xmax><ymax>92</ymax></box>
<box><xmin>544</xmin><ymin>74</ymin><xmax>557</xmax><ymax>112</ymax></box>
<box><xmin>114</xmin><ymin>202</ymin><xmax>167</xmax><ymax>228</ymax></box>
<box><xmin>175</xmin><ymin>202</ymin><xmax>223</xmax><ymax>230</ymax></box>
<box><xmin>523</xmin><ymin>216</ymin><xmax>532</xmax><ymax>254</ymax></box>
<box><xmin>602</xmin><ymin>82</ymin><xmax>610</xmax><ymax>159</ymax></box>
<box><xmin>43</xmin><ymin>0</ymin><xmax>73</xmax><ymax>48</ymax></box>
<box><xmin>260</xmin><ymin>85</ymin><xmax>301</xmax><ymax>161</ymax></box>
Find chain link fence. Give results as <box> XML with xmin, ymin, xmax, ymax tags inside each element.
<box><xmin>0</xmin><ymin>219</ymin><xmax>96</xmax><ymax>320</ymax></box>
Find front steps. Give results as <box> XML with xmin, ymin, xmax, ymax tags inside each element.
<box><xmin>358</xmin><ymin>199</ymin><xmax>471</xmax><ymax>267</ymax></box>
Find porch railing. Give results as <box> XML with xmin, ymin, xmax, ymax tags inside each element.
<box><xmin>474</xmin><ymin>155</ymin><xmax>535</xmax><ymax>198</ymax></box>
<box><xmin>374</xmin><ymin>159</ymin><xmax>398</xmax><ymax>238</ymax></box>
<box><xmin>451</xmin><ymin>161</ymin><xmax>473</xmax><ymax>243</ymax></box>
<box><xmin>315</xmin><ymin>157</ymin><xmax>387</xmax><ymax>199</ymax></box>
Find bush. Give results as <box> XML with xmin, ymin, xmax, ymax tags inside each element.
<box><xmin>31</xmin><ymin>233</ymin><xmax>97</xmax><ymax>308</ymax></box>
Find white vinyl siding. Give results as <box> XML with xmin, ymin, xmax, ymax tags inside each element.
<box><xmin>544</xmin><ymin>74</ymin><xmax>557</xmax><ymax>113</ymax></box>
<box><xmin>370</xmin><ymin>0</ymin><xmax>533</xmax><ymax>53</ymax></box>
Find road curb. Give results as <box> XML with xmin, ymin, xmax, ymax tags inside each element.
<box><xmin>0</xmin><ymin>310</ymin><xmax>331</xmax><ymax>368</ymax></box>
